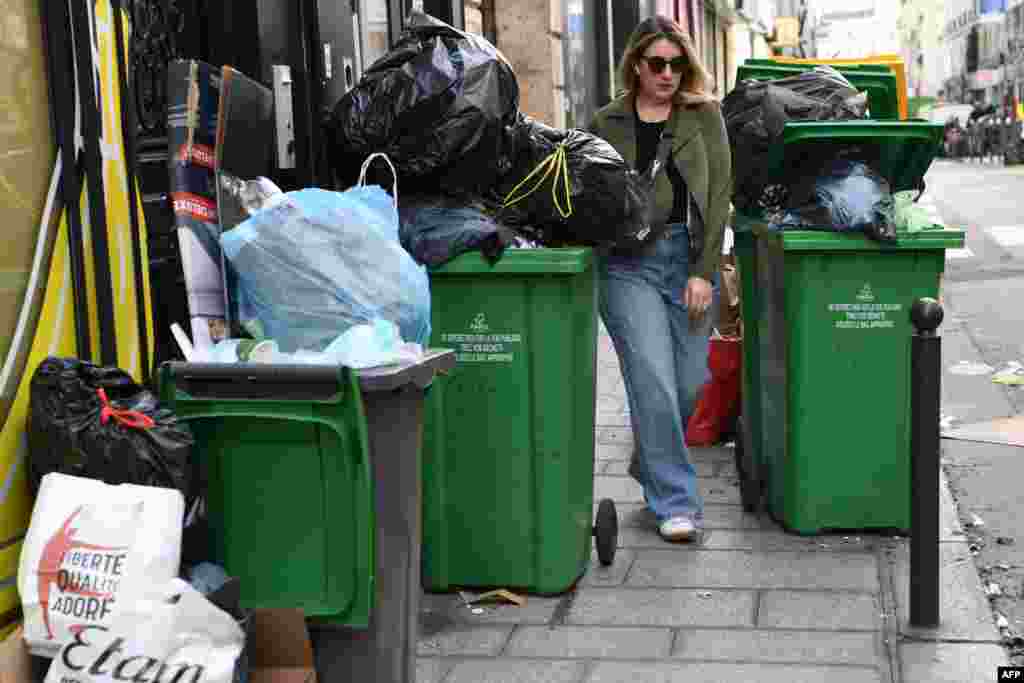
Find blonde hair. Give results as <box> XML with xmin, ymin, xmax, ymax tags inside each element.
<box><xmin>618</xmin><ymin>15</ymin><xmax>716</xmax><ymax>106</ymax></box>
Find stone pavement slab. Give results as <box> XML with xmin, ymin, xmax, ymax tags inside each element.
<box><xmin>444</xmin><ymin>659</ymin><xmax>585</xmax><ymax>683</ymax></box>
<box><xmin>585</xmin><ymin>661</ymin><xmax>883</xmax><ymax>683</ymax></box>
<box><xmin>566</xmin><ymin>587</ymin><xmax>756</xmax><ymax>627</ymax></box>
<box><xmin>757</xmin><ymin>591</ymin><xmax>882</xmax><ymax>631</ymax></box>
<box><xmin>671</xmin><ymin>628</ymin><xmax>880</xmax><ymax>666</ymax></box>
<box><xmin>504</xmin><ymin>626</ymin><xmax>673</xmax><ymax>658</ymax></box>
<box><xmin>626</xmin><ymin>549</ymin><xmax>879</xmax><ymax>591</ymax></box>
<box><xmin>417</xmin><ymin>626</ymin><xmax>513</xmax><ymax>657</ymax></box>
<box><xmin>416</xmin><ymin>658</ymin><xmax>450</xmax><ymax>683</ymax></box>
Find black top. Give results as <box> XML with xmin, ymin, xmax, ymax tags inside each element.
<box><xmin>634</xmin><ymin>112</ymin><xmax>687</xmax><ymax>224</ymax></box>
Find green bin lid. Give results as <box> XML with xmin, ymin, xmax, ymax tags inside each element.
<box><xmin>768</xmin><ymin>120</ymin><xmax>943</xmax><ymax>195</ymax></box>
<box><xmin>766</xmin><ymin>228</ymin><xmax>965</xmax><ymax>251</ymax></box>
<box><xmin>428</xmin><ymin>247</ymin><xmax>594</xmax><ymax>275</ymax></box>
<box><xmin>735</xmin><ymin>59</ymin><xmax>900</xmax><ymax>120</ymax></box>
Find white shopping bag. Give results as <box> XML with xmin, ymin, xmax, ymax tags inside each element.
<box><xmin>44</xmin><ymin>579</ymin><xmax>244</xmax><ymax>683</ymax></box>
<box><xmin>18</xmin><ymin>473</ymin><xmax>185</xmax><ymax>658</ymax></box>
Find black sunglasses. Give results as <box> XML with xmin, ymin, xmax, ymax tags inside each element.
<box><xmin>641</xmin><ymin>56</ymin><xmax>687</xmax><ymax>75</ymax></box>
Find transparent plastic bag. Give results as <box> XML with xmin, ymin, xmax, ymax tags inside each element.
<box><xmin>220</xmin><ymin>154</ymin><xmax>431</xmax><ymax>352</ymax></box>
<box><xmin>775</xmin><ymin>159</ymin><xmax>896</xmax><ymax>242</ymax></box>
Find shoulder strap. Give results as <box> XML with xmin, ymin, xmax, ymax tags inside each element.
<box><xmin>644</xmin><ymin>105</ymin><xmax>683</xmax><ymax>179</ymax></box>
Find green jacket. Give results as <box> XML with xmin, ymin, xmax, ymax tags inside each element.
<box><xmin>588</xmin><ymin>95</ymin><xmax>732</xmax><ymax>282</ymax></box>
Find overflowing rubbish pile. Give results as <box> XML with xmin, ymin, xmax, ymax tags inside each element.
<box><xmin>724</xmin><ymin>66</ymin><xmax>869</xmax><ymax>216</ymax></box>
<box><xmin>156</xmin><ymin>11</ymin><xmax>669</xmax><ymax>368</ymax></box>
<box><xmin>330</xmin><ymin>13</ymin><xmax>658</xmax><ymax>258</ymax></box>
<box><xmin>723</xmin><ymin>65</ymin><xmax>941</xmax><ymax>243</ymax></box>
<box><xmin>14</xmin><ymin>356</ymin><xmax>259</xmax><ymax>682</ymax></box>
<box><xmin>12</xmin><ymin>13</ymin><xmax>668</xmax><ymax>681</ymax></box>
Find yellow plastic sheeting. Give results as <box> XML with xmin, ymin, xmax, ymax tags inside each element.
<box><xmin>0</xmin><ymin>0</ymin><xmax>154</xmax><ymax>623</ymax></box>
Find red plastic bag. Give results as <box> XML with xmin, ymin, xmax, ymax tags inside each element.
<box><xmin>686</xmin><ymin>336</ymin><xmax>742</xmax><ymax>447</ymax></box>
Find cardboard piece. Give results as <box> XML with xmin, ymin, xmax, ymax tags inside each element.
<box><xmin>248</xmin><ymin>609</ymin><xmax>318</xmax><ymax>683</ymax></box>
<box><xmin>0</xmin><ymin>628</ymin><xmax>33</xmax><ymax>683</ymax></box>
<box><xmin>717</xmin><ymin>263</ymin><xmax>742</xmax><ymax>339</ymax></box>
<box><xmin>167</xmin><ymin>59</ymin><xmax>227</xmax><ymax>349</ymax></box>
<box><xmin>461</xmin><ymin>589</ymin><xmax>526</xmax><ymax>606</ymax></box>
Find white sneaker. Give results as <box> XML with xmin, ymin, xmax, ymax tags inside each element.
<box><xmin>659</xmin><ymin>516</ymin><xmax>698</xmax><ymax>542</ymax></box>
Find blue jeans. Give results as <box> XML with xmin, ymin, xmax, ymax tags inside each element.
<box><xmin>599</xmin><ymin>224</ymin><xmax>716</xmax><ymax>523</ymax></box>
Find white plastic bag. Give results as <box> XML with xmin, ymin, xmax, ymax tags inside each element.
<box><xmin>18</xmin><ymin>473</ymin><xmax>185</xmax><ymax>658</ymax></box>
<box><xmin>44</xmin><ymin>579</ymin><xmax>244</xmax><ymax>683</ymax></box>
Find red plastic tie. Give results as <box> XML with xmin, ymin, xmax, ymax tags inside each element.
<box><xmin>97</xmin><ymin>388</ymin><xmax>155</xmax><ymax>430</ymax></box>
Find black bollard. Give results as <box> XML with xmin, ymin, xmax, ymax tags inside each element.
<box><xmin>910</xmin><ymin>297</ymin><xmax>943</xmax><ymax>628</ymax></box>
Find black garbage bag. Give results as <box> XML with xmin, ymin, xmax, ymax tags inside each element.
<box><xmin>970</xmin><ymin>103</ymin><xmax>997</xmax><ymax>121</ymax></box>
<box><xmin>723</xmin><ymin>67</ymin><xmax>869</xmax><ymax>212</ymax></box>
<box><xmin>488</xmin><ymin>116</ymin><xmax>649</xmax><ymax>248</ymax></box>
<box><xmin>398</xmin><ymin>195</ymin><xmax>519</xmax><ymax>267</ymax></box>
<box><xmin>328</xmin><ymin>11</ymin><xmax>519</xmax><ymax>194</ymax></box>
<box><xmin>774</xmin><ymin>159</ymin><xmax>896</xmax><ymax>242</ymax></box>
<box><xmin>28</xmin><ymin>357</ymin><xmax>194</xmax><ymax>500</ymax></box>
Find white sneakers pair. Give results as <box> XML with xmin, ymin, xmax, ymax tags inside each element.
<box><xmin>659</xmin><ymin>516</ymin><xmax>699</xmax><ymax>542</ymax></box>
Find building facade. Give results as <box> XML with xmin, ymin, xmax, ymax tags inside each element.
<box><xmin>774</xmin><ymin>0</ymin><xmax>822</xmax><ymax>59</ymax></box>
<box><xmin>897</xmin><ymin>0</ymin><xmax>946</xmax><ymax>99</ymax></box>
<box><xmin>938</xmin><ymin>0</ymin><xmax>1022</xmax><ymax>109</ymax></box>
<box><xmin>480</xmin><ymin>0</ymin><xmax>785</xmax><ymax>131</ymax></box>
<box><xmin>815</xmin><ymin>0</ymin><xmax>899</xmax><ymax>60</ymax></box>
<box><xmin>1005</xmin><ymin>0</ymin><xmax>1024</xmax><ymax>112</ymax></box>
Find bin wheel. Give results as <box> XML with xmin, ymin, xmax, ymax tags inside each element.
<box><xmin>594</xmin><ymin>498</ymin><xmax>618</xmax><ymax>566</ymax></box>
<box><xmin>734</xmin><ymin>417</ymin><xmax>761</xmax><ymax>514</ymax></box>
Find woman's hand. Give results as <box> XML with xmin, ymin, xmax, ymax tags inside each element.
<box><xmin>684</xmin><ymin>276</ymin><xmax>713</xmax><ymax>321</ymax></box>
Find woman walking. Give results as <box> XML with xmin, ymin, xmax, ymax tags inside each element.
<box><xmin>588</xmin><ymin>16</ymin><xmax>731</xmax><ymax>542</ymax></box>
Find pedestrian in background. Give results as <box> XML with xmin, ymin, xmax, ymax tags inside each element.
<box><xmin>587</xmin><ymin>16</ymin><xmax>731</xmax><ymax>542</ymax></box>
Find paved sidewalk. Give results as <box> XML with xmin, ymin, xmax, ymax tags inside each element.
<box><xmin>415</xmin><ymin>329</ymin><xmax>1008</xmax><ymax>683</ymax></box>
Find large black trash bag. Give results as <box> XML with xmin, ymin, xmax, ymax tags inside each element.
<box><xmin>398</xmin><ymin>194</ymin><xmax>519</xmax><ymax>267</ymax></box>
<box><xmin>774</xmin><ymin>159</ymin><xmax>896</xmax><ymax>242</ymax></box>
<box><xmin>328</xmin><ymin>11</ymin><xmax>519</xmax><ymax>194</ymax></box>
<box><xmin>723</xmin><ymin>66</ymin><xmax>869</xmax><ymax>212</ymax></box>
<box><xmin>487</xmin><ymin>115</ymin><xmax>649</xmax><ymax>248</ymax></box>
<box><xmin>28</xmin><ymin>357</ymin><xmax>194</xmax><ymax>499</ymax></box>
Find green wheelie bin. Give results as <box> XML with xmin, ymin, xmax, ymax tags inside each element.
<box><xmin>161</xmin><ymin>352</ymin><xmax>454</xmax><ymax>683</ymax></box>
<box><xmin>737</xmin><ymin>120</ymin><xmax>964</xmax><ymax>535</ymax></box>
<box><xmin>728</xmin><ymin>57</ymin><xmax>906</xmax><ymax>514</ymax></box>
<box><xmin>421</xmin><ymin>247</ymin><xmax>618</xmax><ymax>595</ymax></box>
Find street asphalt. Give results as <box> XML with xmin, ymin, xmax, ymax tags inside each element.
<box><xmin>927</xmin><ymin>158</ymin><xmax>1024</xmax><ymax>668</ymax></box>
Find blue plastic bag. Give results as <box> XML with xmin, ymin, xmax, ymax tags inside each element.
<box><xmin>220</xmin><ymin>154</ymin><xmax>431</xmax><ymax>352</ymax></box>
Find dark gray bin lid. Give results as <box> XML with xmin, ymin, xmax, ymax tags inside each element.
<box><xmin>163</xmin><ymin>350</ymin><xmax>456</xmax><ymax>401</ymax></box>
